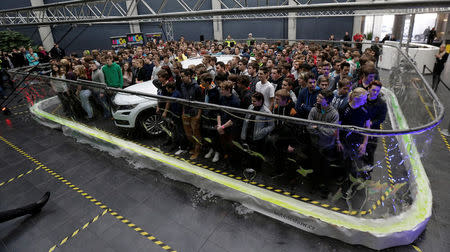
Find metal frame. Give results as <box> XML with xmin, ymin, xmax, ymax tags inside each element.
<box><xmin>1</xmin><ymin>0</ymin><xmax>449</xmax><ymax>27</ymax></box>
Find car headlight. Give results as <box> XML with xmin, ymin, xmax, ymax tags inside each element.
<box><xmin>117</xmin><ymin>104</ymin><xmax>139</xmax><ymax>110</ymax></box>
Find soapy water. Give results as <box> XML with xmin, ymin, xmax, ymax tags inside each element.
<box><xmin>233</xmin><ymin>203</ymin><xmax>255</xmax><ymax>217</ymax></box>
<box><xmin>192</xmin><ymin>188</ymin><xmax>217</xmax><ymax>208</ymax></box>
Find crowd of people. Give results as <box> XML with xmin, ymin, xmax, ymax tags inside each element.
<box><xmin>1</xmin><ymin>35</ymin><xmax>390</xmax><ymax>194</ymax></box>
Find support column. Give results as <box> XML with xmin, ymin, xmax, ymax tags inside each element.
<box><xmin>126</xmin><ymin>0</ymin><xmax>141</xmax><ymax>34</ymax></box>
<box><xmin>352</xmin><ymin>16</ymin><xmax>363</xmax><ymax>36</ymax></box>
<box><xmin>392</xmin><ymin>15</ymin><xmax>405</xmax><ymax>42</ymax></box>
<box><xmin>441</xmin><ymin>13</ymin><xmax>450</xmax><ymax>87</ymax></box>
<box><xmin>406</xmin><ymin>14</ymin><xmax>415</xmax><ymax>54</ymax></box>
<box><xmin>30</xmin><ymin>0</ymin><xmax>55</xmax><ymax>51</ymax></box>
<box><xmin>287</xmin><ymin>0</ymin><xmax>296</xmax><ymax>43</ymax></box>
<box><xmin>212</xmin><ymin>0</ymin><xmax>223</xmax><ymax>41</ymax></box>
<box><xmin>372</xmin><ymin>15</ymin><xmax>384</xmax><ymax>39</ymax></box>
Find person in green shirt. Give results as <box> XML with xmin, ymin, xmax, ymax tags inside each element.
<box><xmin>102</xmin><ymin>55</ymin><xmax>123</xmax><ymax>89</ymax></box>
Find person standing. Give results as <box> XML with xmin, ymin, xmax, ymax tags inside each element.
<box><xmin>49</xmin><ymin>43</ymin><xmax>65</xmax><ymax>60</ymax></box>
<box><xmin>180</xmin><ymin>69</ymin><xmax>203</xmax><ymax>160</ymax></box>
<box><xmin>246</xmin><ymin>33</ymin><xmax>256</xmax><ymax>47</ymax></box>
<box><xmin>343</xmin><ymin>31</ymin><xmax>352</xmax><ymax>48</ymax></box>
<box><xmin>364</xmin><ymin>81</ymin><xmax>387</xmax><ymax>168</ymax></box>
<box><xmin>307</xmin><ymin>90</ymin><xmax>339</xmax><ymax>195</ymax></box>
<box><xmin>255</xmin><ymin>66</ymin><xmax>275</xmax><ymax>111</ymax></box>
<box><xmin>90</xmin><ymin>61</ymin><xmax>111</xmax><ymax>118</ymax></box>
<box><xmin>25</xmin><ymin>47</ymin><xmax>39</xmax><ymax>66</ymax></box>
<box><xmin>432</xmin><ymin>44</ymin><xmax>449</xmax><ymax>91</ymax></box>
<box><xmin>423</xmin><ymin>27</ymin><xmax>430</xmax><ymax>42</ymax></box>
<box><xmin>122</xmin><ymin>62</ymin><xmax>133</xmax><ymax>88</ymax></box>
<box><xmin>102</xmin><ymin>55</ymin><xmax>123</xmax><ymax>89</ymax></box>
<box><xmin>337</xmin><ymin>88</ymin><xmax>371</xmax><ymax>179</ymax></box>
<box><xmin>427</xmin><ymin>27</ymin><xmax>437</xmax><ymax>45</ymax></box>
<box><xmin>37</xmin><ymin>45</ymin><xmax>50</xmax><ymax>63</ymax></box>
<box><xmin>295</xmin><ymin>73</ymin><xmax>320</xmax><ymax>119</ymax></box>
<box><xmin>50</xmin><ymin>64</ymin><xmax>71</xmax><ymax>116</ymax></box>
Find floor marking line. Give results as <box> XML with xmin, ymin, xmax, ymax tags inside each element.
<box><xmin>411</xmin><ymin>244</ymin><xmax>423</xmax><ymax>252</ymax></box>
<box><xmin>365</xmin><ymin>124</ymin><xmax>396</xmax><ymax>215</ymax></box>
<box><xmin>0</xmin><ymin>165</ymin><xmax>42</xmax><ymax>188</ymax></box>
<box><xmin>48</xmin><ymin>209</ymin><xmax>108</xmax><ymax>252</ymax></box>
<box><xmin>0</xmin><ymin>135</ymin><xmax>178</xmax><ymax>252</ymax></box>
<box><xmin>10</xmin><ymin>103</ymin><xmax>28</xmax><ymax>109</ymax></box>
<box><xmin>412</xmin><ymin>82</ymin><xmax>450</xmax><ymax>152</ymax></box>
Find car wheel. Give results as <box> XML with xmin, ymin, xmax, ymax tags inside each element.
<box><xmin>140</xmin><ymin>113</ymin><xmax>164</xmax><ymax>136</ymax></box>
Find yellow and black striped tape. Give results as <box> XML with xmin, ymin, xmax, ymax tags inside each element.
<box><xmin>0</xmin><ymin>165</ymin><xmax>43</xmax><ymax>188</ymax></box>
<box><xmin>412</xmin><ymin>244</ymin><xmax>423</xmax><ymax>252</ymax></box>
<box><xmin>48</xmin><ymin>209</ymin><xmax>108</xmax><ymax>252</ymax></box>
<box><xmin>12</xmin><ymin>111</ymin><xmax>30</xmax><ymax>116</ymax></box>
<box><xmin>364</xmin><ymin>124</ymin><xmax>396</xmax><ymax>215</ymax></box>
<box><xmin>380</xmin><ymin>124</ymin><xmax>395</xmax><ymax>187</ymax></box>
<box><xmin>0</xmin><ymin>136</ymin><xmax>177</xmax><ymax>252</ymax></box>
<box><xmin>10</xmin><ymin>103</ymin><xmax>28</xmax><ymax>109</ymax></box>
<box><xmin>414</xmin><ymin>86</ymin><xmax>450</xmax><ymax>152</ymax></box>
<box><xmin>108</xmin><ymin>211</ymin><xmax>176</xmax><ymax>251</ymax></box>
<box><xmin>437</xmin><ymin>126</ymin><xmax>450</xmax><ymax>152</ymax></box>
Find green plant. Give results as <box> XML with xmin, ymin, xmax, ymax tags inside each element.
<box><xmin>366</xmin><ymin>32</ymin><xmax>373</xmax><ymax>41</ymax></box>
<box><xmin>0</xmin><ymin>30</ymin><xmax>32</xmax><ymax>52</ymax></box>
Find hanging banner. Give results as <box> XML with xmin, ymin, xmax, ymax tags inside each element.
<box><xmin>110</xmin><ymin>36</ymin><xmax>127</xmax><ymax>48</ymax></box>
<box><xmin>145</xmin><ymin>33</ymin><xmax>163</xmax><ymax>43</ymax></box>
<box><xmin>127</xmin><ymin>33</ymin><xmax>144</xmax><ymax>45</ymax></box>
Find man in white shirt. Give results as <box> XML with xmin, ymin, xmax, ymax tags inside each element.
<box><xmin>255</xmin><ymin>66</ymin><xmax>275</xmax><ymax>110</ymax></box>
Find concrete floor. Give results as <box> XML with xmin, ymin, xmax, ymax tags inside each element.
<box><xmin>0</xmin><ymin>74</ymin><xmax>449</xmax><ymax>252</ymax></box>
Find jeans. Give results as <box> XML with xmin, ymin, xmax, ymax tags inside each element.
<box><xmin>93</xmin><ymin>91</ymin><xmax>111</xmax><ymax>117</ymax></box>
<box><xmin>79</xmin><ymin>89</ymin><xmax>93</xmax><ymax>118</ymax></box>
<box><xmin>432</xmin><ymin>72</ymin><xmax>441</xmax><ymax>91</ymax></box>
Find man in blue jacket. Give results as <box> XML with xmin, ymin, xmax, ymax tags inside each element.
<box><xmin>295</xmin><ymin>73</ymin><xmax>320</xmax><ymax>118</ymax></box>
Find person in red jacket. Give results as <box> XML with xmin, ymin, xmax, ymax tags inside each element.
<box><xmin>353</xmin><ymin>33</ymin><xmax>364</xmax><ymax>52</ymax></box>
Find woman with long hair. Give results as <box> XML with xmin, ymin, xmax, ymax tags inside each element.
<box><xmin>122</xmin><ymin>62</ymin><xmax>133</xmax><ymax>87</ymax></box>
<box><xmin>50</xmin><ymin>64</ymin><xmax>71</xmax><ymax>116</ymax></box>
<box><xmin>74</xmin><ymin>65</ymin><xmax>94</xmax><ymax>120</ymax></box>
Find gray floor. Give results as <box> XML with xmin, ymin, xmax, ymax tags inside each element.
<box><xmin>0</xmin><ymin>74</ymin><xmax>449</xmax><ymax>252</ymax></box>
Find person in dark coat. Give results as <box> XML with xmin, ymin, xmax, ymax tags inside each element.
<box><xmin>427</xmin><ymin>27</ymin><xmax>437</xmax><ymax>45</ymax></box>
<box><xmin>37</xmin><ymin>45</ymin><xmax>50</xmax><ymax>63</ymax></box>
<box><xmin>432</xmin><ymin>44</ymin><xmax>449</xmax><ymax>91</ymax></box>
<box><xmin>49</xmin><ymin>44</ymin><xmax>65</xmax><ymax>60</ymax></box>
<box><xmin>364</xmin><ymin>81</ymin><xmax>387</xmax><ymax>168</ymax></box>
<box><xmin>295</xmin><ymin>73</ymin><xmax>320</xmax><ymax>118</ymax></box>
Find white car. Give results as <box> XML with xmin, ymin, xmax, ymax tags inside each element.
<box><xmin>112</xmin><ymin>80</ymin><xmax>163</xmax><ymax>135</ymax></box>
<box><xmin>112</xmin><ymin>55</ymin><xmax>253</xmax><ymax>136</ymax></box>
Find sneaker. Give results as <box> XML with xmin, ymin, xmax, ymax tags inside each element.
<box><xmin>175</xmin><ymin>148</ymin><xmax>186</xmax><ymax>155</ymax></box>
<box><xmin>205</xmin><ymin>148</ymin><xmax>214</xmax><ymax>159</ymax></box>
<box><xmin>212</xmin><ymin>152</ymin><xmax>220</xmax><ymax>162</ymax></box>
